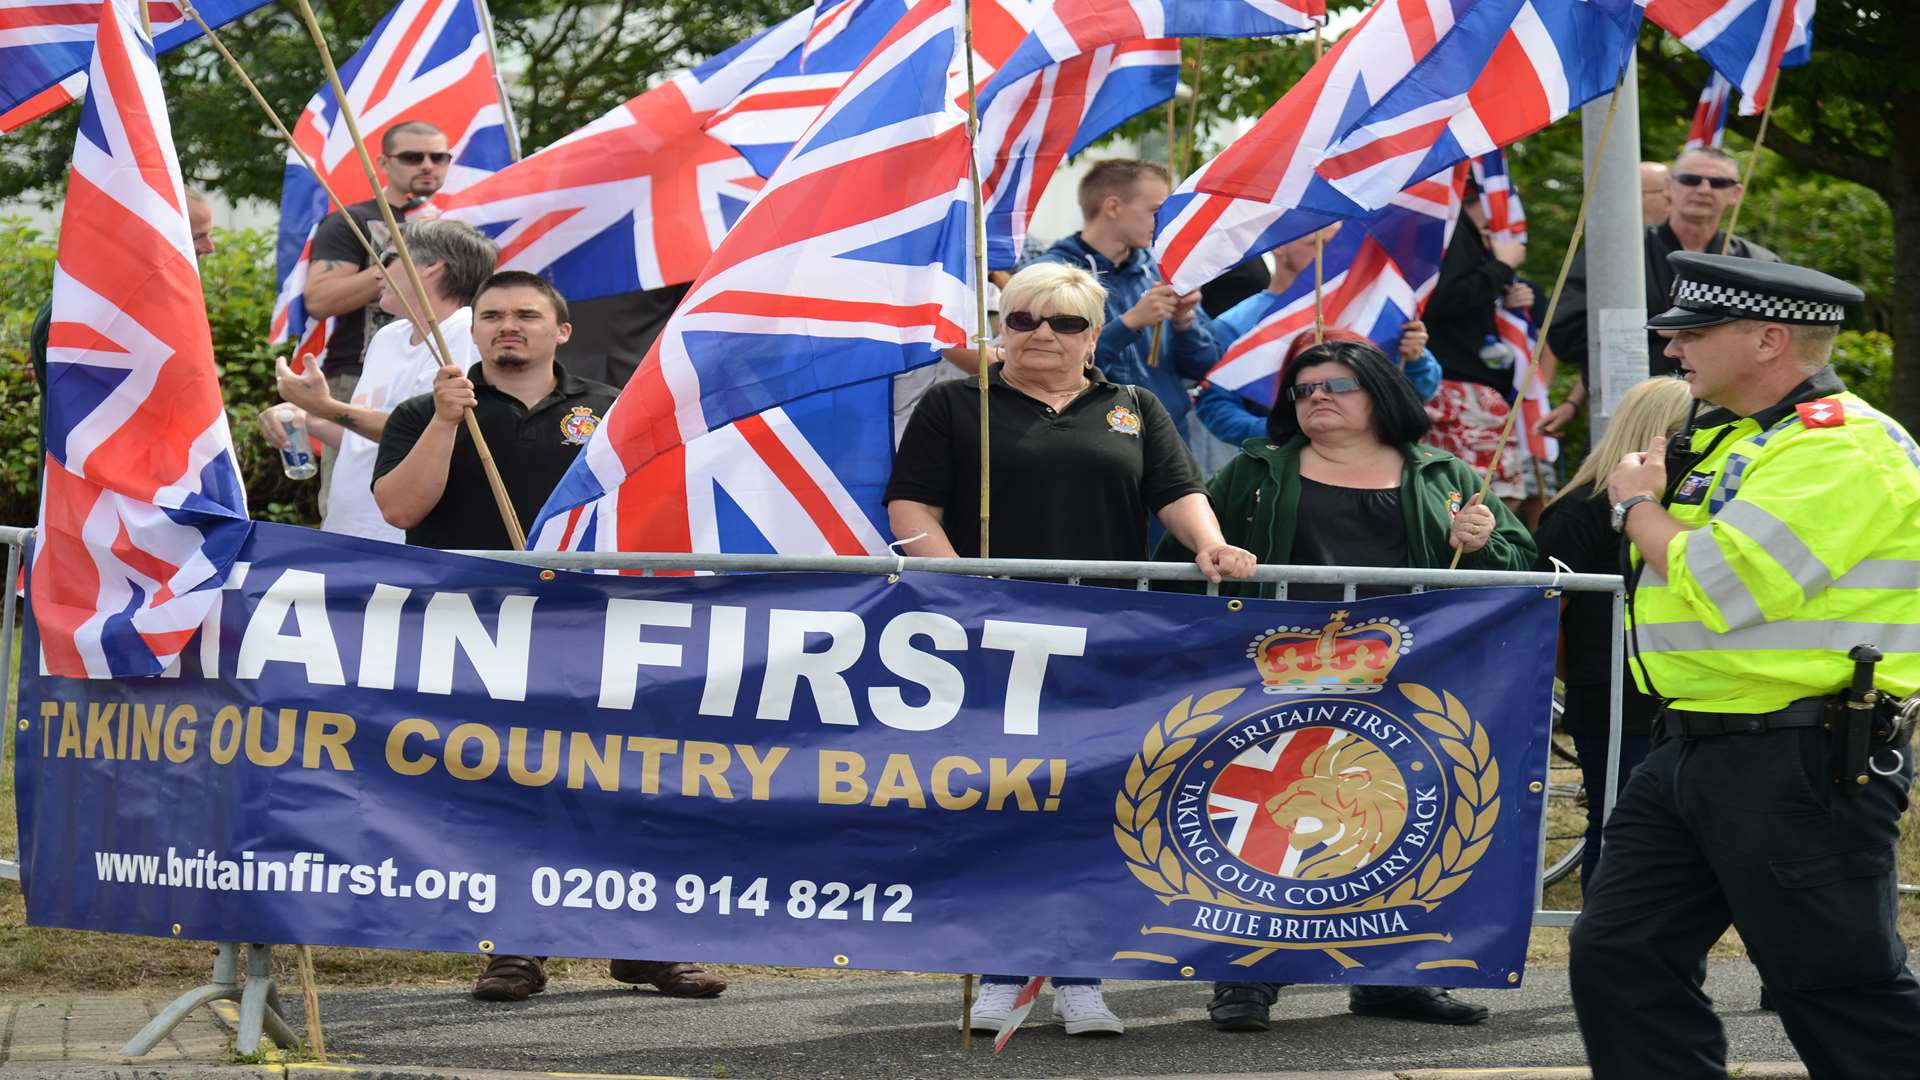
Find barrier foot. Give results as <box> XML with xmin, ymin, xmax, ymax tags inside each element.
<box><xmin>122</xmin><ymin>942</ymin><xmax>241</xmax><ymax>1056</ymax></box>
<box><xmin>121</xmin><ymin>942</ymin><xmax>296</xmax><ymax>1058</ymax></box>
<box><xmin>236</xmin><ymin>943</ymin><xmax>298</xmax><ymax>1056</ymax></box>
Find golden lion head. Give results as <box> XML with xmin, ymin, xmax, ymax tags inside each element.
<box><xmin>1263</xmin><ymin>736</ymin><xmax>1410</xmax><ymax>880</ymax></box>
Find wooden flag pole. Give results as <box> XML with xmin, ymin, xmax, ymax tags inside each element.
<box><xmin>295</xmin><ymin>944</ymin><xmax>326</xmax><ymax>1059</ymax></box>
<box><xmin>961</xmin><ymin>0</ymin><xmax>990</xmax><ymax>1040</ymax></box>
<box><xmin>1449</xmin><ymin>69</ymin><xmax>1629</xmax><ymax>569</ymax></box>
<box><xmin>472</xmin><ymin>0</ymin><xmax>523</xmax><ymax>162</ymax></box>
<box><xmin>291</xmin><ymin>0</ymin><xmax>528</xmax><ymax>550</ymax></box>
<box><xmin>1177</xmin><ymin>39</ymin><xmax>1206</xmax><ymax>177</ymax></box>
<box><xmin>1311</xmin><ymin>22</ymin><xmax>1326</xmax><ymax>343</ymax></box>
<box><xmin>177</xmin><ymin>0</ymin><xmax>434</xmax><ymax>337</ymax></box>
<box><xmin>1719</xmin><ymin>86</ymin><xmax>1777</xmax><ymax>255</ymax></box>
<box><xmin>1144</xmin><ymin>86</ymin><xmax>1180</xmax><ymax>370</ymax></box>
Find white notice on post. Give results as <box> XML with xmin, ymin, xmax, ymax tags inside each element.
<box><xmin>1595</xmin><ymin>308</ymin><xmax>1649</xmax><ymax>418</ymax></box>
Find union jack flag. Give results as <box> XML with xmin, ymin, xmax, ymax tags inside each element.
<box><xmin>0</xmin><ymin>0</ymin><xmax>271</xmax><ymax>122</ymax></box>
<box><xmin>977</xmin><ymin>36</ymin><xmax>1179</xmax><ymax>268</ymax></box>
<box><xmin>1647</xmin><ymin>0</ymin><xmax>1811</xmax><ymax>117</ymax></box>
<box><xmin>990</xmin><ymin>0</ymin><xmax>1321</xmax><ymax>92</ymax></box>
<box><xmin>439</xmin><ymin>2</ymin><xmax>895</xmax><ymax>304</ymax></box>
<box><xmin>0</xmin><ymin>70</ymin><xmax>82</xmax><ymax>132</ymax></box>
<box><xmin>33</xmin><ymin>0</ymin><xmax>249</xmax><ymax>679</ymax></box>
<box><xmin>1314</xmin><ymin>0</ymin><xmax>1645</xmax><ymax>213</ymax></box>
<box><xmin>529</xmin><ymin>0</ymin><xmax>976</xmax><ymax>557</ymax></box>
<box><xmin>1207</xmin><ymin>171</ymin><xmax>1462</xmax><ymax>406</ymax></box>
<box><xmin>1155</xmin><ymin>0</ymin><xmax>1475</xmax><ymax>294</ymax></box>
<box><xmin>1472</xmin><ymin>149</ymin><xmax>1557</xmax><ymax>465</ymax></box>
<box><xmin>268</xmin><ymin>0</ymin><xmax>514</xmax><ymax>354</ymax></box>
<box><xmin>1684</xmin><ymin>71</ymin><xmax>1733</xmax><ymax>148</ymax></box>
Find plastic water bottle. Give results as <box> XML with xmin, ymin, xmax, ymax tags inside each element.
<box><xmin>277</xmin><ymin>408</ymin><xmax>318</xmax><ymax>480</ymax></box>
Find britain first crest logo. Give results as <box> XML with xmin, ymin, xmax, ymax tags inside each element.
<box><xmin>1113</xmin><ymin>623</ymin><xmax>1500</xmax><ymax>975</ymax></box>
<box><xmin>560</xmin><ymin>406</ymin><xmax>600</xmax><ymax>445</ymax></box>
<box><xmin>1106</xmin><ymin>405</ymin><xmax>1142</xmax><ymax>437</ymax></box>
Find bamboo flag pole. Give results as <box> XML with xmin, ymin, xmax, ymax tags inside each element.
<box><xmin>1311</xmin><ymin>21</ymin><xmax>1326</xmax><ymax>343</ymax></box>
<box><xmin>295</xmin><ymin>944</ymin><xmax>326</xmax><ymax>1059</ymax></box>
<box><xmin>472</xmin><ymin>0</ymin><xmax>523</xmax><ymax>162</ymax></box>
<box><xmin>1177</xmin><ymin>39</ymin><xmax>1206</xmax><ymax>177</ymax></box>
<box><xmin>961</xmin><ymin>0</ymin><xmax>990</xmax><ymax>1039</ymax></box>
<box><xmin>1448</xmin><ymin>68</ymin><xmax>1630</xmax><ymax>570</ymax></box>
<box><xmin>290</xmin><ymin>0</ymin><xmax>528</xmax><ymax>550</ymax></box>
<box><xmin>1144</xmin><ymin>87</ymin><xmax>1179</xmax><ymax>369</ymax></box>
<box><xmin>1719</xmin><ymin>85</ymin><xmax>1777</xmax><ymax>255</ymax></box>
<box><xmin>177</xmin><ymin>1</ymin><xmax>435</xmax><ymax>337</ymax></box>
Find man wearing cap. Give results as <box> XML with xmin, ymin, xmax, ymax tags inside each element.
<box><xmin>1569</xmin><ymin>251</ymin><xmax>1920</xmax><ymax>1077</ymax></box>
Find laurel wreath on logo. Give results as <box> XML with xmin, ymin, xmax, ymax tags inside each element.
<box><xmin>1358</xmin><ymin>683</ymin><xmax>1500</xmax><ymax>912</ymax></box>
<box><xmin>1113</xmin><ymin>682</ymin><xmax>1500</xmax><ymax>915</ymax></box>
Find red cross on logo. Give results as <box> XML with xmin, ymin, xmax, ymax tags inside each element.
<box><xmin>1207</xmin><ymin>727</ymin><xmax>1337</xmax><ymax>875</ymax></box>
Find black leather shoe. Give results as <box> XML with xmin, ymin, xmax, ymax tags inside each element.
<box><xmin>1208</xmin><ymin>985</ymin><xmax>1274</xmax><ymax>1032</ymax></box>
<box><xmin>1348</xmin><ymin>986</ymin><xmax>1489</xmax><ymax>1025</ymax></box>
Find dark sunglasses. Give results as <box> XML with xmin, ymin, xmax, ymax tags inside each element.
<box><xmin>1672</xmin><ymin>172</ymin><xmax>1737</xmax><ymax>190</ymax></box>
<box><xmin>1286</xmin><ymin>376</ymin><xmax>1363</xmax><ymax>402</ymax></box>
<box><xmin>390</xmin><ymin>150</ymin><xmax>453</xmax><ymax>166</ymax></box>
<box><xmin>1003</xmin><ymin>310</ymin><xmax>1091</xmax><ymax>335</ymax></box>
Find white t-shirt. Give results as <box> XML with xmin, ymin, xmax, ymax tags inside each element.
<box><xmin>323</xmin><ymin>308</ymin><xmax>476</xmax><ymax>542</ymax></box>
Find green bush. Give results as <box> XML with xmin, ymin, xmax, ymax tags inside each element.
<box><xmin>0</xmin><ymin>218</ymin><xmax>315</xmax><ymax>529</ymax></box>
<box><xmin>1830</xmin><ymin>330</ymin><xmax>1892</xmax><ymax>411</ymax></box>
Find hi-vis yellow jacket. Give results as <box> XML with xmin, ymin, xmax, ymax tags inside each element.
<box><xmin>1629</xmin><ymin>385</ymin><xmax>1920</xmax><ymax>713</ymax></box>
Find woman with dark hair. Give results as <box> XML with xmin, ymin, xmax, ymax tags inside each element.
<box><xmin>1161</xmin><ymin>335</ymin><xmax>1534</xmax><ymax>602</ymax></box>
<box><xmin>1158</xmin><ymin>335</ymin><xmax>1535</xmax><ymax>1032</ymax></box>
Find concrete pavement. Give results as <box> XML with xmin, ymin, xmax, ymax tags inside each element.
<box><xmin>0</xmin><ymin>962</ymin><xmax>1809</xmax><ymax>1079</ymax></box>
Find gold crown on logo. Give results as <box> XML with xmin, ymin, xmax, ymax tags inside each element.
<box><xmin>1246</xmin><ymin>610</ymin><xmax>1412</xmax><ymax>695</ymax></box>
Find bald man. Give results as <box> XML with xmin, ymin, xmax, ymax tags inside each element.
<box><xmin>1639</xmin><ymin>162</ymin><xmax>1670</xmax><ymax>226</ymax></box>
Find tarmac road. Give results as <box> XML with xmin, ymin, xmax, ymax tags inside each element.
<box><xmin>303</xmin><ymin>961</ymin><xmax>1799</xmax><ymax>1079</ymax></box>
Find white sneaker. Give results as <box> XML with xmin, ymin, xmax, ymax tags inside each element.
<box><xmin>963</xmin><ymin>981</ymin><xmax>1022</xmax><ymax>1032</ymax></box>
<box><xmin>1051</xmin><ymin>983</ymin><xmax>1125</xmax><ymax>1035</ymax></box>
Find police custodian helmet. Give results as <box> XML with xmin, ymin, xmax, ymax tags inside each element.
<box><xmin>1648</xmin><ymin>250</ymin><xmax>1864</xmax><ymax>331</ymax></box>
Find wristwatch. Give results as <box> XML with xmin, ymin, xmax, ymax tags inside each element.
<box><xmin>1610</xmin><ymin>494</ymin><xmax>1656</xmax><ymax>533</ymax></box>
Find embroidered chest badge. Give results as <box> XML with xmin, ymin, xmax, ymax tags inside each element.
<box><xmin>1106</xmin><ymin>404</ymin><xmax>1141</xmax><ymax>437</ymax></box>
<box><xmin>1672</xmin><ymin>470</ymin><xmax>1715</xmax><ymax>505</ymax></box>
<box><xmin>560</xmin><ymin>406</ymin><xmax>601</xmax><ymax>445</ymax></box>
<box><xmin>1796</xmin><ymin>398</ymin><xmax>1846</xmax><ymax>428</ymax></box>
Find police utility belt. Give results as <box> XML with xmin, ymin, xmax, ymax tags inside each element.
<box><xmin>1659</xmin><ymin>645</ymin><xmax>1919</xmax><ymax>792</ymax></box>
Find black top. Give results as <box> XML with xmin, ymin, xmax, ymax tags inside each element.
<box><xmin>884</xmin><ymin>364</ymin><xmax>1206</xmax><ymax>562</ymax></box>
<box><xmin>1200</xmin><ymin>256</ymin><xmax>1273</xmax><ymax>319</ymax></box>
<box><xmin>1545</xmin><ymin>222</ymin><xmax>1779</xmax><ymax>383</ymax></box>
<box><xmin>309</xmin><ymin>198</ymin><xmax>420</xmax><ymax>375</ymax></box>
<box><xmin>1423</xmin><ymin>224</ymin><xmax>1516</xmax><ymax>391</ymax></box>
<box><xmin>1286</xmin><ymin>476</ymin><xmax>1407</xmax><ymax>602</ymax></box>
<box><xmin>1533</xmin><ymin>488</ymin><xmax>1659</xmax><ymax>737</ymax></box>
<box><xmin>372</xmin><ymin>361</ymin><xmax>618</xmax><ymax>551</ymax></box>
<box><xmin>555</xmin><ymin>284</ymin><xmax>691</xmax><ymax>389</ymax></box>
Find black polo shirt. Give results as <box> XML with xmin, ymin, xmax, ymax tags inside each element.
<box><xmin>885</xmin><ymin>364</ymin><xmax>1206</xmax><ymax>561</ymax></box>
<box><xmin>372</xmin><ymin>361</ymin><xmax>617</xmax><ymax>550</ymax></box>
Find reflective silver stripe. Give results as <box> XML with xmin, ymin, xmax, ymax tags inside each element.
<box><xmin>1683</xmin><ymin>529</ymin><xmax>1765</xmax><ymax>630</ymax></box>
<box><xmin>1834</xmin><ymin>560</ymin><xmax>1920</xmax><ymax>591</ymax></box>
<box><xmin>1637</xmin><ymin>619</ymin><xmax>1920</xmax><ymax>654</ymax></box>
<box><xmin>1712</xmin><ymin>500</ymin><xmax>1831</xmax><ymax>596</ymax></box>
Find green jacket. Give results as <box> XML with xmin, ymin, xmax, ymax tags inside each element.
<box><xmin>1157</xmin><ymin>436</ymin><xmax>1537</xmax><ymax>598</ymax></box>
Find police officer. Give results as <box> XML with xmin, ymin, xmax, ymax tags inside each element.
<box><xmin>1569</xmin><ymin>251</ymin><xmax>1920</xmax><ymax>1078</ymax></box>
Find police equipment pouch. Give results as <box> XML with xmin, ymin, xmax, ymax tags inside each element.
<box><xmin>1832</xmin><ymin>645</ymin><xmax>1915</xmax><ymax>791</ymax></box>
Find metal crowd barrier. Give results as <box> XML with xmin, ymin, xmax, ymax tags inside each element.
<box><xmin>0</xmin><ymin>536</ymin><xmax>1629</xmax><ymax>924</ymax></box>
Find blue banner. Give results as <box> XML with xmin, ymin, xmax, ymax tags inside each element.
<box><xmin>15</xmin><ymin>523</ymin><xmax>1555</xmax><ymax>986</ymax></box>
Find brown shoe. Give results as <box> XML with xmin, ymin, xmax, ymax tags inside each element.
<box><xmin>473</xmin><ymin>955</ymin><xmax>547</xmax><ymax>1001</ymax></box>
<box><xmin>608</xmin><ymin>958</ymin><xmax>727</xmax><ymax>998</ymax></box>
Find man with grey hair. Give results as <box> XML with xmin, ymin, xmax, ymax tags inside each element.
<box><xmin>1541</xmin><ymin>146</ymin><xmax>1778</xmax><ymax>434</ymax></box>
<box><xmin>261</xmin><ymin>218</ymin><xmax>496</xmax><ymax>541</ymax></box>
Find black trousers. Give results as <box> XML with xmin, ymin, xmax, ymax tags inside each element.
<box><xmin>1569</xmin><ymin>725</ymin><xmax>1920</xmax><ymax>1079</ymax></box>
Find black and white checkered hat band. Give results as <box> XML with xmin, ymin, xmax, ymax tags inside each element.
<box><xmin>1673</xmin><ymin>279</ymin><xmax>1845</xmax><ymax>323</ymax></box>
